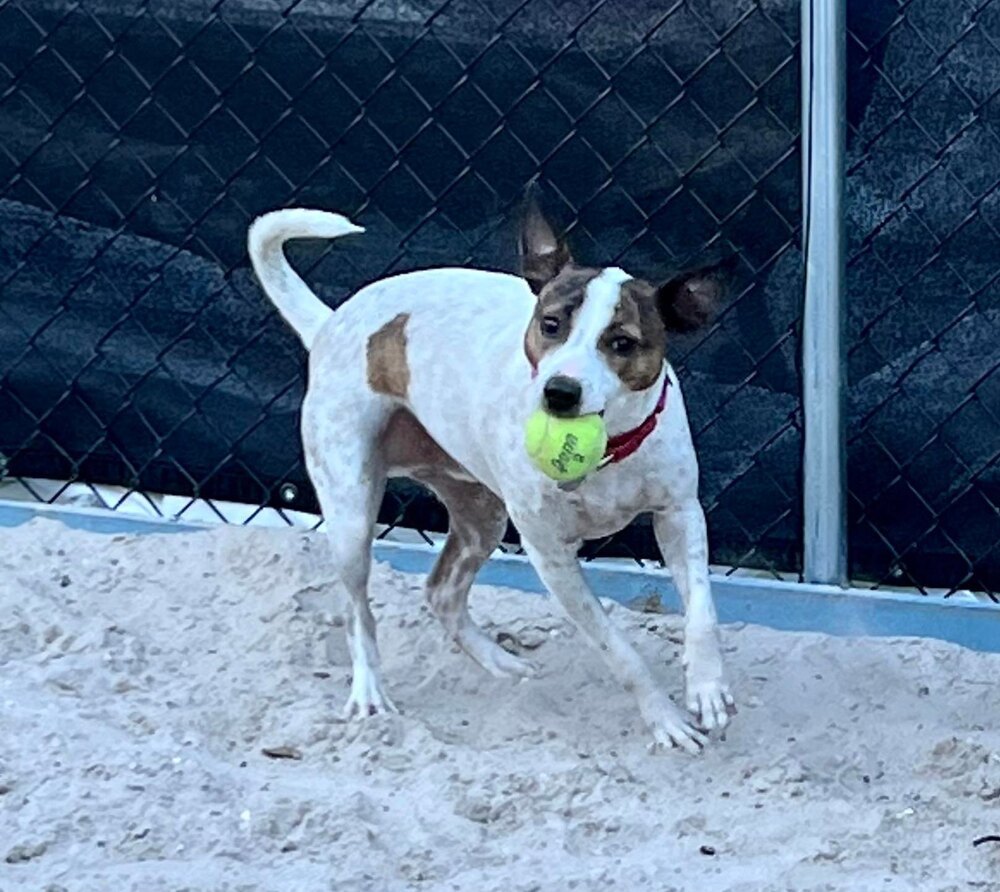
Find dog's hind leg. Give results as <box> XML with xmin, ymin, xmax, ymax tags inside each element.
<box><xmin>419</xmin><ymin>474</ymin><xmax>536</xmax><ymax>679</ymax></box>
<box><xmin>302</xmin><ymin>395</ymin><xmax>396</xmax><ymax>719</ymax></box>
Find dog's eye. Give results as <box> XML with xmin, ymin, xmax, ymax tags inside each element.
<box><xmin>610</xmin><ymin>336</ymin><xmax>638</xmax><ymax>356</ymax></box>
<box><xmin>540</xmin><ymin>316</ymin><xmax>561</xmax><ymax>337</ymax></box>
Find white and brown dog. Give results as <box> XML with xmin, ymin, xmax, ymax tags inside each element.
<box><xmin>248</xmin><ymin>197</ymin><xmax>735</xmax><ymax>753</ymax></box>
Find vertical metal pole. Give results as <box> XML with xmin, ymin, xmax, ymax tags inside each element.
<box><xmin>801</xmin><ymin>0</ymin><xmax>847</xmax><ymax>585</ymax></box>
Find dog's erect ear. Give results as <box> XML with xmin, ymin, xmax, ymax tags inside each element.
<box><xmin>519</xmin><ymin>191</ymin><xmax>572</xmax><ymax>295</ymax></box>
<box><xmin>656</xmin><ymin>259</ymin><xmax>733</xmax><ymax>334</ymax></box>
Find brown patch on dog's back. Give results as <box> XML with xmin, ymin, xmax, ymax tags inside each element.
<box><xmin>599</xmin><ymin>280</ymin><xmax>667</xmax><ymax>391</ymax></box>
<box><xmin>367</xmin><ymin>313</ymin><xmax>410</xmax><ymax>399</ymax></box>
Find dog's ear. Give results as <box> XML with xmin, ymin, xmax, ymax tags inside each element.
<box><xmin>519</xmin><ymin>191</ymin><xmax>572</xmax><ymax>295</ymax></box>
<box><xmin>656</xmin><ymin>258</ymin><xmax>734</xmax><ymax>334</ymax></box>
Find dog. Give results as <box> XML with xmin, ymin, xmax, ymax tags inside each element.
<box><xmin>247</xmin><ymin>196</ymin><xmax>735</xmax><ymax>753</ymax></box>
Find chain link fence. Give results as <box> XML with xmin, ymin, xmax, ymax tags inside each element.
<box><xmin>2</xmin><ymin>0</ymin><xmax>992</xmax><ymax>596</ymax></box>
<box><xmin>846</xmin><ymin>0</ymin><xmax>1000</xmax><ymax>597</ymax></box>
<box><xmin>0</xmin><ymin>0</ymin><xmax>804</xmax><ymax>575</ymax></box>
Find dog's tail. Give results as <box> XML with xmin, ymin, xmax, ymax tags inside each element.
<box><xmin>247</xmin><ymin>208</ymin><xmax>365</xmax><ymax>350</ymax></box>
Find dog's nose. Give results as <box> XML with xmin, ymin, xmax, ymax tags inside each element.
<box><xmin>543</xmin><ymin>375</ymin><xmax>583</xmax><ymax>416</ymax></box>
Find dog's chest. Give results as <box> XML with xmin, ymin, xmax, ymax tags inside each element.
<box><xmin>534</xmin><ymin>467</ymin><xmax>662</xmax><ymax>540</ymax></box>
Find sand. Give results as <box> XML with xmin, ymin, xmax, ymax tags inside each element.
<box><xmin>1</xmin><ymin>517</ymin><xmax>998</xmax><ymax>891</ymax></box>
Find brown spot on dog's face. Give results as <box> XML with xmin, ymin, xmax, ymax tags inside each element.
<box><xmin>367</xmin><ymin>313</ymin><xmax>410</xmax><ymax>399</ymax></box>
<box><xmin>522</xmin><ymin>265</ymin><xmax>602</xmax><ymax>369</ymax></box>
<box><xmin>518</xmin><ymin>191</ymin><xmax>610</xmax><ymax>369</ymax></box>
<box><xmin>516</xmin><ymin>184</ymin><xmax>732</xmax><ymax>394</ymax></box>
<box><xmin>597</xmin><ymin>262</ymin><xmax>731</xmax><ymax>391</ymax></box>
<box><xmin>598</xmin><ymin>280</ymin><xmax>668</xmax><ymax>391</ymax></box>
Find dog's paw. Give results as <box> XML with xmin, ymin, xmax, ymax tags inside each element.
<box><xmin>641</xmin><ymin>692</ymin><xmax>709</xmax><ymax>755</ymax></box>
<box><xmin>684</xmin><ymin>630</ymin><xmax>736</xmax><ymax>731</ymax></box>
<box><xmin>459</xmin><ymin>627</ymin><xmax>538</xmax><ymax>680</ymax></box>
<box><xmin>685</xmin><ymin>677</ymin><xmax>736</xmax><ymax>732</ymax></box>
<box><xmin>342</xmin><ymin>668</ymin><xmax>398</xmax><ymax>719</ymax></box>
<box><xmin>481</xmin><ymin>645</ymin><xmax>538</xmax><ymax>680</ymax></box>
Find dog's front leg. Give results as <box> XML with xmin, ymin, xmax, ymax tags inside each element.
<box><xmin>519</xmin><ymin>533</ymin><xmax>708</xmax><ymax>754</ymax></box>
<box><xmin>654</xmin><ymin>502</ymin><xmax>736</xmax><ymax>732</ymax></box>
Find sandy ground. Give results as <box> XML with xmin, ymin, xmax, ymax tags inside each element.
<box><xmin>1</xmin><ymin>518</ymin><xmax>998</xmax><ymax>892</ymax></box>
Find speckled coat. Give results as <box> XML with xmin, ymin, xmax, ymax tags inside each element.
<box><xmin>248</xmin><ymin>206</ymin><xmax>736</xmax><ymax>753</ymax></box>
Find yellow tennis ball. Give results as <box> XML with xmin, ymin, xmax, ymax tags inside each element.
<box><xmin>524</xmin><ymin>410</ymin><xmax>608</xmax><ymax>481</ymax></box>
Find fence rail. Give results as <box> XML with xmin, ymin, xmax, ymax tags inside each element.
<box><xmin>0</xmin><ymin>0</ymin><xmax>996</xmax><ymax>599</ymax></box>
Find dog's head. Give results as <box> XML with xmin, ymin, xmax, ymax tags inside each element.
<box><xmin>519</xmin><ymin>194</ymin><xmax>730</xmax><ymax>432</ymax></box>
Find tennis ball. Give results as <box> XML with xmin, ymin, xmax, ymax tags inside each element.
<box><xmin>524</xmin><ymin>410</ymin><xmax>608</xmax><ymax>481</ymax></box>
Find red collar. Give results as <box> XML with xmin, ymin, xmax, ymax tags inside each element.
<box><xmin>600</xmin><ymin>373</ymin><xmax>671</xmax><ymax>468</ymax></box>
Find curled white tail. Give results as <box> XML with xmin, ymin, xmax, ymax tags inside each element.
<box><xmin>247</xmin><ymin>208</ymin><xmax>365</xmax><ymax>350</ymax></box>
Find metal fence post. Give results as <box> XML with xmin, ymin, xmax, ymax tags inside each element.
<box><xmin>801</xmin><ymin>0</ymin><xmax>847</xmax><ymax>585</ymax></box>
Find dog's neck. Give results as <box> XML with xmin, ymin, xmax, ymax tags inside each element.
<box><xmin>602</xmin><ymin>364</ymin><xmax>670</xmax><ymax>440</ymax></box>
<box><xmin>603</xmin><ymin>371</ymin><xmax>671</xmax><ymax>467</ymax></box>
